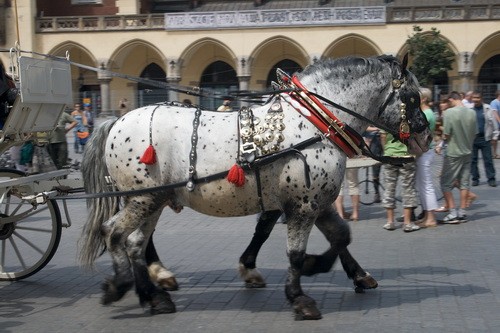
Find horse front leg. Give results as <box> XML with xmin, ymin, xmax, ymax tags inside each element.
<box><xmin>146</xmin><ymin>233</ymin><xmax>179</xmax><ymax>291</ymax></box>
<box><xmin>238</xmin><ymin>209</ymin><xmax>282</xmax><ymax>288</ymax></box>
<box><xmin>302</xmin><ymin>208</ymin><xmax>378</xmax><ymax>293</ymax></box>
<box><xmin>285</xmin><ymin>204</ymin><xmax>322</xmax><ymax>320</ymax></box>
<box><xmin>339</xmin><ymin>248</ymin><xmax>378</xmax><ymax>293</ymax></box>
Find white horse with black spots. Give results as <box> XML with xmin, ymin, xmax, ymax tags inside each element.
<box><xmin>79</xmin><ymin>55</ymin><xmax>431</xmax><ymax>319</ymax></box>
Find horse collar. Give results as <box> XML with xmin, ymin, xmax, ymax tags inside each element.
<box><xmin>277</xmin><ymin>72</ymin><xmax>362</xmax><ymax>158</ymax></box>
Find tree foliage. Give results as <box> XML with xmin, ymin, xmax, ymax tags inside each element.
<box><xmin>406</xmin><ymin>25</ymin><xmax>455</xmax><ymax>87</ymax></box>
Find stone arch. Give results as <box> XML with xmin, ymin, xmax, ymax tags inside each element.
<box><xmin>179</xmin><ymin>37</ymin><xmax>237</xmax><ymax>87</ymax></box>
<box><xmin>199</xmin><ymin>60</ymin><xmax>238</xmax><ymax>110</ymax></box>
<box><xmin>474</xmin><ymin>31</ymin><xmax>500</xmax><ymax>101</ymax></box>
<box><xmin>108</xmin><ymin>39</ymin><xmax>168</xmax><ymax>108</ymax></box>
<box><xmin>323</xmin><ymin>34</ymin><xmax>381</xmax><ymax>59</ymax></box>
<box><xmin>49</xmin><ymin>42</ymin><xmax>99</xmax><ymax>103</ymax></box>
<box><xmin>249</xmin><ymin>35</ymin><xmax>309</xmax><ymax>90</ymax></box>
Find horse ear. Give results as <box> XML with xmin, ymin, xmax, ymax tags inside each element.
<box><xmin>401</xmin><ymin>53</ymin><xmax>409</xmax><ymax>72</ymax></box>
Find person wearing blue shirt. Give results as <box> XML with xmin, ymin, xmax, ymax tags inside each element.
<box><xmin>470</xmin><ymin>92</ymin><xmax>498</xmax><ymax>187</ymax></box>
<box><xmin>490</xmin><ymin>90</ymin><xmax>500</xmax><ymax>159</ymax></box>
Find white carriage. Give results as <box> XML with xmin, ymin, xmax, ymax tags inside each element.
<box><xmin>0</xmin><ymin>53</ymin><xmax>82</xmax><ymax>281</ymax></box>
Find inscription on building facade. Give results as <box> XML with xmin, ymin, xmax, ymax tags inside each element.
<box><xmin>165</xmin><ymin>7</ymin><xmax>386</xmax><ymax>30</ymax></box>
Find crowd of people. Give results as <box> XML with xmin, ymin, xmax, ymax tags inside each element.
<box><xmin>6</xmin><ymin>103</ymin><xmax>95</xmax><ymax>173</ymax></box>
<box><xmin>337</xmin><ymin>89</ymin><xmax>499</xmax><ymax>232</ymax></box>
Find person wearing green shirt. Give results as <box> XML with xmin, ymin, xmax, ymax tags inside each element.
<box><xmin>48</xmin><ymin>111</ymin><xmax>77</xmax><ymax>169</ymax></box>
<box><xmin>380</xmin><ymin>129</ymin><xmax>420</xmax><ymax>233</ymax></box>
<box><xmin>440</xmin><ymin>91</ymin><xmax>478</xmax><ymax>223</ymax></box>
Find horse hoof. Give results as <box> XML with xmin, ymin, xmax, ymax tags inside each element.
<box><xmin>239</xmin><ymin>265</ymin><xmax>267</xmax><ymax>288</ymax></box>
<box><xmin>101</xmin><ymin>278</ymin><xmax>133</xmax><ymax>305</ymax></box>
<box><xmin>158</xmin><ymin>276</ymin><xmax>179</xmax><ymax>291</ymax></box>
<box><xmin>245</xmin><ymin>281</ymin><xmax>266</xmax><ymax>288</ymax></box>
<box><xmin>354</xmin><ymin>272</ymin><xmax>378</xmax><ymax>291</ymax></box>
<box><xmin>150</xmin><ymin>291</ymin><xmax>176</xmax><ymax>315</ymax></box>
<box><xmin>148</xmin><ymin>263</ymin><xmax>178</xmax><ymax>291</ymax></box>
<box><xmin>292</xmin><ymin>296</ymin><xmax>322</xmax><ymax>320</ymax></box>
<box><xmin>354</xmin><ymin>286</ymin><xmax>365</xmax><ymax>294</ymax></box>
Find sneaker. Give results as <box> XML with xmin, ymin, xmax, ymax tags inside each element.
<box><xmin>383</xmin><ymin>222</ymin><xmax>401</xmax><ymax>230</ymax></box>
<box><xmin>472</xmin><ymin>180</ymin><xmax>479</xmax><ymax>186</ymax></box>
<box><xmin>488</xmin><ymin>180</ymin><xmax>497</xmax><ymax>187</ymax></box>
<box><xmin>403</xmin><ymin>222</ymin><xmax>421</xmax><ymax>232</ymax></box>
<box><xmin>457</xmin><ymin>215</ymin><xmax>468</xmax><ymax>223</ymax></box>
<box><xmin>441</xmin><ymin>213</ymin><xmax>460</xmax><ymax>224</ymax></box>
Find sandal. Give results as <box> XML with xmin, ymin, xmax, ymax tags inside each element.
<box><xmin>494</xmin><ymin>155</ymin><xmax>500</xmax><ymax>159</ymax></box>
<box><xmin>343</xmin><ymin>211</ymin><xmax>352</xmax><ymax>219</ymax></box>
<box><xmin>417</xmin><ymin>222</ymin><xmax>438</xmax><ymax>228</ymax></box>
<box><xmin>466</xmin><ymin>193</ymin><xmax>478</xmax><ymax>208</ymax></box>
<box><xmin>435</xmin><ymin>206</ymin><xmax>449</xmax><ymax>213</ymax></box>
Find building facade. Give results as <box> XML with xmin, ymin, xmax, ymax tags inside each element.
<box><xmin>1</xmin><ymin>0</ymin><xmax>499</xmax><ymax>113</ymax></box>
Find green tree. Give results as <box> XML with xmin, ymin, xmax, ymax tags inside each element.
<box><xmin>406</xmin><ymin>25</ymin><xmax>455</xmax><ymax>87</ymax></box>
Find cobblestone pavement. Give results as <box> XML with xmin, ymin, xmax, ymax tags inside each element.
<box><xmin>1</xmin><ymin>121</ymin><xmax>500</xmax><ymax>332</ymax></box>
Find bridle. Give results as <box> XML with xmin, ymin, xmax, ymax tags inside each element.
<box><xmin>276</xmin><ymin>62</ymin><xmax>422</xmax><ymax>159</ymax></box>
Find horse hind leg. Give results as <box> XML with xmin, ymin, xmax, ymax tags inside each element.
<box><xmin>100</xmin><ymin>211</ymin><xmax>135</xmax><ymax>305</ymax></box>
<box><xmin>126</xmin><ymin>207</ymin><xmax>176</xmax><ymax>314</ymax></box>
<box><xmin>302</xmin><ymin>208</ymin><xmax>378</xmax><ymax>292</ymax></box>
<box><xmin>128</xmin><ymin>227</ymin><xmax>176</xmax><ymax>314</ymax></box>
<box><xmin>104</xmin><ymin>198</ymin><xmax>175</xmax><ymax>314</ymax></box>
<box><xmin>238</xmin><ymin>209</ymin><xmax>282</xmax><ymax>288</ymax></box>
<box><xmin>146</xmin><ymin>233</ymin><xmax>179</xmax><ymax>291</ymax></box>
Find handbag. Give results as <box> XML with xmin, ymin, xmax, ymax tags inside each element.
<box><xmin>77</xmin><ymin>130</ymin><xmax>90</xmax><ymax>145</ymax></box>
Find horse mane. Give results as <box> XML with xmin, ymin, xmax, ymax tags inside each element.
<box><xmin>297</xmin><ymin>54</ymin><xmax>420</xmax><ymax>97</ymax></box>
<box><xmin>298</xmin><ymin>55</ymin><xmax>391</xmax><ymax>80</ymax></box>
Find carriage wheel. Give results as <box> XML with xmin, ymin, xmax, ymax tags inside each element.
<box><xmin>0</xmin><ymin>169</ymin><xmax>62</xmax><ymax>281</ymax></box>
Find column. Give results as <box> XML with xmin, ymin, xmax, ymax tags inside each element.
<box><xmin>238</xmin><ymin>76</ymin><xmax>251</xmax><ymax>107</ymax></box>
<box><xmin>238</xmin><ymin>56</ymin><xmax>251</xmax><ymax>107</ymax></box>
<box><xmin>98</xmin><ymin>65</ymin><xmax>112</xmax><ymax>117</ymax></box>
<box><xmin>167</xmin><ymin>77</ymin><xmax>180</xmax><ymax>103</ymax></box>
<box><xmin>458</xmin><ymin>51</ymin><xmax>474</xmax><ymax>92</ymax></box>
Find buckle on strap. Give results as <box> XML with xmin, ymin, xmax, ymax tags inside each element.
<box><xmin>240</xmin><ymin>142</ymin><xmax>256</xmax><ymax>163</ymax></box>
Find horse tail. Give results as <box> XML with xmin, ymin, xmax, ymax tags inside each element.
<box><xmin>78</xmin><ymin>118</ymin><xmax>119</xmax><ymax>269</ymax></box>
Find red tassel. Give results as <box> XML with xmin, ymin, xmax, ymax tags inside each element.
<box><xmin>227</xmin><ymin>164</ymin><xmax>245</xmax><ymax>187</ymax></box>
<box><xmin>139</xmin><ymin>144</ymin><xmax>157</xmax><ymax>165</ymax></box>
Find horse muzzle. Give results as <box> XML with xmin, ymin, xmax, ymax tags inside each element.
<box><xmin>407</xmin><ymin>128</ymin><xmax>432</xmax><ymax>156</ymax></box>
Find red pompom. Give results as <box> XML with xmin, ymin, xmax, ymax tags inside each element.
<box><xmin>227</xmin><ymin>164</ymin><xmax>245</xmax><ymax>187</ymax></box>
<box><xmin>139</xmin><ymin>144</ymin><xmax>157</xmax><ymax>165</ymax></box>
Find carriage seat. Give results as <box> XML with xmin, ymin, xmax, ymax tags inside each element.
<box><xmin>0</xmin><ymin>56</ymin><xmax>72</xmax><ymax>152</ymax></box>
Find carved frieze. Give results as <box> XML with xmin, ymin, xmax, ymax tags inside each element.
<box><xmin>470</xmin><ymin>7</ymin><xmax>489</xmax><ymax>19</ymax></box>
<box><xmin>414</xmin><ymin>8</ymin><xmax>442</xmax><ymax>21</ymax></box>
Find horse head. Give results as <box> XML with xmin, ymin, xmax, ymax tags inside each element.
<box><xmin>296</xmin><ymin>55</ymin><xmax>431</xmax><ymax>156</ymax></box>
<box><xmin>376</xmin><ymin>54</ymin><xmax>432</xmax><ymax>155</ymax></box>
